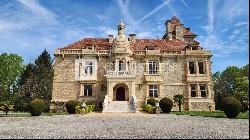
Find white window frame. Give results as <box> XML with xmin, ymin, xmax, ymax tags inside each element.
<box><xmin>148</xmin><ymin>61</ymin><xmax>158</xmax><ymax>74</ymax></box>
<box><xmin>149</xmin><ymin>85</ymin><xmax>158</xmax><ymax>97</ymax></box>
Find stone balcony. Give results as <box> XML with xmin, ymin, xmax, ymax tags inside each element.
<box><xmin>185</xmin><ymin>50</ymin><xmax>212</xmax><ymax>57</ymax></box>
<box><xmin>186</xmin><ymin>74</ymin><xmax>210</xmax><ymax>82</ymax></box>
<box><xmin>105</xmin><ymin>70</ymin><xmax>136</xmax><ymax>79</ymax></box>
<box><xmin>144</xmin><ymin>71</ymin><xmax>163</xmax><ymax>83</ymax></box>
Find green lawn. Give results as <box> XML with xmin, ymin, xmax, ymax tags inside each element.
<box><xmin>168</xmin><ymin>111</ymin><xmax>249</xmax><ymax>119</ymax></box>
<box><xmin>0</xmin><ymin>111</ymin><xmax>68</xmax><ymax>117</ymax></box>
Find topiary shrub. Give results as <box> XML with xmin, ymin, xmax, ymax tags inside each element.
<box><xmin>223</xmin><ymin>97</ymin><xmax>242</xmax><ymax>118</ymax></box>
<box><xmin>29</xmin><ymin>98</ymin><xmax>44</xmax><ymax>116</ymax></box>
<box><xmin>66</xmin><ymin>100</ymin><xmax>79</xmax><ymax>114</ymax></box>
<box><xmin>159</xmin><ymin>97</ymin><xmax>173</xmax><ymax>113</ymax></box>
<box><xmin>147</xmin><ymin>98</ymin><xmax>156</xmax><ymax>106</ymax></box>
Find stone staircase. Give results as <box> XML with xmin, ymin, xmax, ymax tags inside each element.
<box><xmin>102</xmin><ymin>101</ymin><xmax>135</xmax><ymax>113</ymax></box>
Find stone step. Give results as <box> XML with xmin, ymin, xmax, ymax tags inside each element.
<box><xmin>103</xmin><ymin>101</ymin><xmax>135</xmax><ymax>113</ymax></box>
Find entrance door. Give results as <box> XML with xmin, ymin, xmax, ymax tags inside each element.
<box><xmin>116</xmin><ymin>87</ymin><xmax>125</xmax><ymax>101</ymax></box>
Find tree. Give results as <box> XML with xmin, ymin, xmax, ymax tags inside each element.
<box><xmin>173</xmin><ymin>94</ymin><xmax>185</xmax><ymax>112</ymax></box>
<box><xmin>213</xmin><ymin>71</ymin><xmax>224</xmax><ymax>110</ymax></box>
<box><xmin>14</xmin><ymin>63</ymin><xmax>36</xmax><ymax>112</ymax></box>
<box><xmin>234</xmin><ymin>77</ymin><xmax>249</xmax><ymax>112</ymax></box>
<box><xmin>0</xmin><ymin>53</ymin><xmax>23</xmax><ymax>102</ymax></box>
<box><xmin>220</xmin><ymin>66</ymin><xmax>240</xmax><ymax>96</ymax></box>
<box><xmin>33</xmin><ymin>50</ymin><xmax>53</xmax><ymax>112</ymax></box>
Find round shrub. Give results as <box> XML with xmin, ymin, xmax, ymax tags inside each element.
<box><xmin>147</xmin><ymin>98</ymin><xmax>156</xmax><ymax>106</ymax></box>
<box><xmin>223</xmin><ymin>97</ymin><xmax>242</xmax><ymax>118</ymax></box>
<box><xmin>66</xmin><ymin>100</ymin><xmax>79</xmax><ymax>114</ymax></box>
<box><xmin>159</xmin><ymin>97</ymin><xmax>173</xmax><ymax>113</ymax></box>
<box><xmin>29</xmin><ymin>98</ymin><xmax>44</xmax><ymax>116</ymax></box>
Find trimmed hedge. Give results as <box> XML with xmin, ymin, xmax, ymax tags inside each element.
<box><xmin>29</xmin><ymin>98</ymin><xmax>44</xmax><ymax>116</ymax></box>
<box><xmin>223</xmin><ymin>97</ymin><xmax>242</xmax><ymax>118</ymax></box>
<box><xmin>159</xmin><ymin>97</ymin><xmax>173</xmax><ymax>113</ymax></box>
<box><xmin>66</xmin><ymin>100</ymin><xmax>79</xmax><ymax>114</ymax></box>
<box><xmin>147</xmin><ymin>98</ymin><xmax>156</xmax><ymax>106</ymax></box>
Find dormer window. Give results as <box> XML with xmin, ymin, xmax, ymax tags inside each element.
<box><xmin>191</xmin><ymin>46</ymin><xmax>199</xmax><ymax>50</ymax></box>
<box><xmin>86</xmin><ymin>46</ymin><xmax>94</xmax><ymax>50</ymax></box>
<box><xmin>146</xmin><ymin>46</ymin><xmax>157</xmax><ymax>50</ymax></box>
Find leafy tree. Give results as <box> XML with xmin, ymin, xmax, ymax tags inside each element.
<box><xmin>0</xmin><ymin>53</ymin><xmax>23</xmax><ymax>102</ymax></box>
<box><xmin>173</xmin><ymin>94</ymin><xmax>185</xmax><ymax>112</ymax></box>
<box><xmin>220</xmin><ymin>66</ymin><xmax>240</xmax><ymax>96</ymax></box>
<box><xmin>213</xmin><ymin>64</ymin><xmax>249</xmax><ymax>111</ymax></box>
<box><xmin>234</xmin><ymin>77</ymin><xmax>249</xmax><ymax>112</ymax></box>
<box><xmin>239</xmin><ymin>64</ymin><xmax>249</xmax><ymax>78</ymax></box>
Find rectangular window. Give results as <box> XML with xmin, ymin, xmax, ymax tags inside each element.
<box><xmin>198</xmin><ymin>62</ymin><xmax>205</xmax><ymax>74</ymax></box>
<box><xmin>79</xmin><ymin>63</ymin><xmax>82</xmax><ymax>77</ymax></box>
<box><xmin>84</xmin><ymin>84</ymin><xmax>92</xmax><ymax>96</ymax></box>
<box><xmin>149</xmin><ymin>61</ymin><xmax>158</xmax><ymax>74</ymax></box>
<box><xmin>200</xmin><ymin>85</ymin><xmax>206</xmax><ymax>97</ymax></box>
<box><xmin>149</xmin><ymin>85</ymin><xmax>158</xmax><ymax>97</ymax></box>
<box><xmin>84</xmin><ymin>61</ymin><xmax>93</xmax><ymax>76</ymax></box>
<box><xmin>189</xmin><ymin>62</ymin><xmax>195</xmax><ymax>74</ymax></box>
<box><xmin>191</xmin><ymin>46</ymin><xmax>199</xmax><ymax>50</ymax></box>
<box><xmin>119</xmin><ymin>61</ymin><xmax>126</xmax><ymax>71</ymax></box>
<box><xmin>190</xmin><ymin>84</ymin><xmax>196</xmax><ymax>97</ymax></box>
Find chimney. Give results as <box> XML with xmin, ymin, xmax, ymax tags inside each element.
<box><xmin>108</xmin><ymin>35</ymin><xmax>113</xmax><ymax>43</ymax></box>
<box><xmin>128</xmin><ymin>34</ymin><xmax>136</xmax><ymax>43</ymax></box>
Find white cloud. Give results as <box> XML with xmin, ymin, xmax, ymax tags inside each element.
<box><xmin>234</xmin><ymin>21</ymin><xmax>249</xmax><ymax>27</ymax></box>
<box><xmin>201</xmin><ymin>0</ymin><xmax>249</xmax><ymax>57</ymax></box>
<box><xmin>17</xmin><ymin>0</ymin><xmax>56</xmax><ymax>22</ymax></box>
<box><xmin>137</xmin><ymin>32</ymin><xmax>153</xmax><ymax>38</ymax></box>
<box><xmin>137</xmin><ymin>0</ymin><xmax>172</xmax><ymax>23</ymax></box>
<box><xmin>232</xmin><ymin>29</ymin><xmax>240</xmax><ymax>35</ymax></box>
<box><xmin>179</xmin><ymin>0</ymin><xmax>190</xmax><ymax>10</ymax></box>
<box><xmin>96</xmin><ymin>14</ymin><xmax>107</xmax><ymax>20</ymax></box>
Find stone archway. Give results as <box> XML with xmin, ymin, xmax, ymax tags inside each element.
<box><xmin>113</xmin><ymin>83</ymin><xmax>129</xmax><ymax>101</ymax></box>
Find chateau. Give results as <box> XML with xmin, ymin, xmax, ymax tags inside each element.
<box><xmin>51</xmin><ymin>16</ymin><xmax>215</xmax><ymax>112</ymax></box>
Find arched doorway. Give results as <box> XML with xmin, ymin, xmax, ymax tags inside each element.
<box><xmin>116</xmin><ymin>87</ymin><xmax>125</xmax><ymax>101</ymax></box>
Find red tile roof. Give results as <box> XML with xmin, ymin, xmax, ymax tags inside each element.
<box><xmin>60</xmin><ymin>38</ymin><xmax>188</xmax><ymax>51</ymax></box>
<box><xmin>131</xmin><ymin>39</ymin><xmax>188</xmax><ymax>51</ymax></box>
<box><xmin>61</xmin><ymin>38</ymin><xmax>112</xmax><ymax>50</ymax></box>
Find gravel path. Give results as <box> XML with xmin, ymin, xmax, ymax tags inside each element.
<box><xmin>0</xmin><ymin>112</ymin><xmax>249</xmax><ymax>139</ymax></box>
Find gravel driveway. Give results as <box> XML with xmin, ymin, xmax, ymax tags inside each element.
<box><xmin>0</xmin><ymin>112</ymin><xmax>249</xmax><ymax>139</ymax></box>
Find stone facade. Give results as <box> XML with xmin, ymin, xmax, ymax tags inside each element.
<box><xmin>51</xmin><ymin>16</ymin><xmax>215</xmax><ymax>112</ymax></box>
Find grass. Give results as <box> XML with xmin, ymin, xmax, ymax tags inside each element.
<box><xmin>0</xmin><ymin>111</ymin><xmax>69</xmax><ymax>117</ymax></box>
<box><xmin>168</xmin><ymin>111</ymin><xmax>249</xmax><ymax>119</ymax></box>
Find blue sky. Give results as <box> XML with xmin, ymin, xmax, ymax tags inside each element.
<box><xmin>0</xmin><ymin>0</ymin><xmax>249</xmax><ymax>73</ymax></box>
